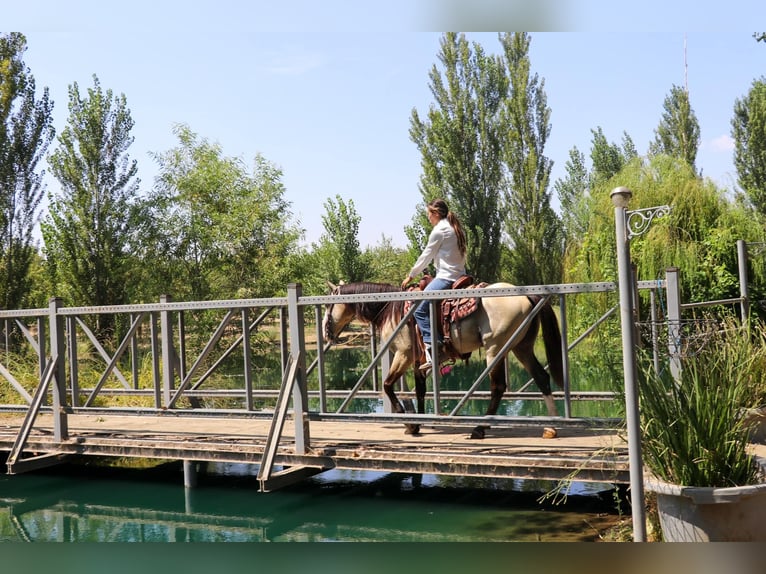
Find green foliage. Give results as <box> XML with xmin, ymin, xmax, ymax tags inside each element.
<box><xmin>409</xmin><ymin>32</ymin><xmax>508</xmax><ymax>283</ymax></box>
<box><xmin>0</xmin><ymin>32</ymin><xmax>55</xmax><ymax>310</ymax></box>
<box><xmin>649</xmin><ymin>84</ymin><xmax>700</xmax><ymax>173</ymax></box>
<box><xmin>732</xmin><ymin>77</ymin><xmax>766</xmax><ymax>215</ymax></box>
<box><xmin>565</xmin><ymin>154</ymin><xmax>766</xmax><ymax>329</ymax></box>
<box><xmin>319</xmin><ymin>195</ymin><xmax>370</xmax><ymax>283</ymax></box>
<box><xmin>43</xmin><ymin>75</ymin><xmax>142</xmax><ymax>339</ymax></box>
<box><xmin>500</xmin><ymin>32</ymin><xmax>562</xmax><ymax>286</ymax></box>
<box><xmin>147</xmin><ymin>124</ymin><xmax>302</xmax><ymax>301</ymax></box>
<box><xmin>638</xmin><ymin>321</ymin><xmax>766</xmax><ymax>487</ymax></box>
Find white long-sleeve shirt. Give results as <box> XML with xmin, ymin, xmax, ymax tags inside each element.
<box><xmin>409</xmin><ymin>218</ymin><xmax>466</xmax><ymax>282</ymax></box>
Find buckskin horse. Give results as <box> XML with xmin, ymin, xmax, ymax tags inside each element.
<box><xmin>322</xmin><ymin>280</ymin><xmax>564</xmax><ymax>439</ymax></box>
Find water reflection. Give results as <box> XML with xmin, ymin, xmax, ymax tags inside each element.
<box><xmin>0</xmin><ymin>464</ymin><xmax>625</xmax><ymax>542</ymax></box>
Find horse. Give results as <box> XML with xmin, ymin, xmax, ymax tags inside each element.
<box><xmin>322</xmin><ymin>281</ymin><xmax>564</xmax><ymax>439</ymax></box>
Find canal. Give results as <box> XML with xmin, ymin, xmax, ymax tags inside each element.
<box><xmin>0</xmin><ymin>460</ymin><xmax>628</xmax><ymax>542</ymax></box>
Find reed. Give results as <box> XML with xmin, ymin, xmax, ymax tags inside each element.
<box><xmin>639</xmin><ymin>321</ymin><xmax>766</xmax><ymax>487</ymax></box>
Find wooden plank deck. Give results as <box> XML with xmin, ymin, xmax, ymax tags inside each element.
<box><xmin>0</xmin><ymin>413</ymin><xmax>630</xmax><ymax>487</ymax></box>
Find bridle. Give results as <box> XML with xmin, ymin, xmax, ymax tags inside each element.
<box><xmin>323</xmin><ymin>285</ymin><xmax>341</xmax><ymax>343</ymax></box>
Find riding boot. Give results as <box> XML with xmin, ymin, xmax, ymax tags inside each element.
<box><xmin>419</xmin><ymin>345</ymin><xmax>432</xmax><ymax>373</ymax></box>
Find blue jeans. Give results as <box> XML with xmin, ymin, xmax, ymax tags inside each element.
<box><xmin>414</xmin><ymin>277</ymin><xmax>453</xmax><ymax>346</ymax></box>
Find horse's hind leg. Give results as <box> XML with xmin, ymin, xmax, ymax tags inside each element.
<box><xmin>512</xmin><ymin>343</ymin><xmax>559</xmax><ymax>438</ymax></box>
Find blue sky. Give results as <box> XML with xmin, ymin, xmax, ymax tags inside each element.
<box><xmin>5</xmin><ymin>1</ymin><xmax>766</xmax><ymax>248</ymax></box>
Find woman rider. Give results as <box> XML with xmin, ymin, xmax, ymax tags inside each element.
<box><xmin>400</xmin><ymin>198</ymin><xmax>467</xmax><ymax>372</ymax></box>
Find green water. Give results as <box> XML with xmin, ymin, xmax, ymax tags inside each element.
<box><xmin>0</xmin><ymin>463</ymin><xmax>626</xmax><ymax>542</ymax></box>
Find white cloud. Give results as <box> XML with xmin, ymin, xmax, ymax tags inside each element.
<box><xmin>707</xmin><ymin>134</ymin><xmax>735</xmax><ymax>152</ymax></box>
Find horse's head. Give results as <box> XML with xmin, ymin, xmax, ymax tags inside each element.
<box><xmin>322</xmin><ymin>281</ymin><xmax>355</xmax><ymax>344</ymax></box>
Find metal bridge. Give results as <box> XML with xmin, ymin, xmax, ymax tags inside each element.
<box><xmin>3</xmin><ymin>245</ymin><xmax>743</xmax><ymax>493</ymax></box>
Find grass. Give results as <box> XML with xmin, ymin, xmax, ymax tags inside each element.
<box><xmin>638</xmin><ymin>321</ymin><xmax>766</xmax><ymax>487</ymax></box>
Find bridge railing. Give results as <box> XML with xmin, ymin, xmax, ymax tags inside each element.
<box><xmin>1</xmin><ymin>276</ymin><xmax>682</xmax><ymax>472</ymax></box>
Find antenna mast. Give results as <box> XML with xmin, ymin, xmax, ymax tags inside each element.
<box><xmin>684</xmin><ymin>33</ymin><xmax>689</xmax><ymax>94</ymax></box>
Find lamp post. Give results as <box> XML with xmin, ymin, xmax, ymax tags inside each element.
<box><xmin>611</xmin><ymin>186</ymin><xmax>645</xmax><ymax>541</ymax></box>
<box><xmin>611</xmin><ymin>187</ymin><xmax>670</xmax><ymax>542</ymax></box>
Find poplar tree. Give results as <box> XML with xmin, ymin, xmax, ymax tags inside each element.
<box><xmin>590</xmin><ymin>127</ymin><xmax>637</xmax><ymax>185</ymax></box>
<box><xmin>555</xmin><ymin>146</ymin><xmax>590</xmax><ymax>246</ymax></box>
<box><xmin>649</xmin><ymin>84</ymin><xmax>700</xmax><ymax>173</ymax></box>
<box><xmin>0</xmin><ymin>33</ymin><xmax>54</xmax><ymax>311</ymax></box>
<box><xmin>499</xmin><ymin>32</ymin><xmax>562</xmax><ymax>286</ymax></box>
<box><xmin>409</xmin><ymin>32</ymin><xmax>507</xmax><ymax>282</ymax></box>
<box><xmin>732</xmin><ymin>78</ymin><xmax>766</xmax><ymax>215</ymax></box>
<box><xmin>319</xmin><ymin>194</ymin><xmax>369</xmax><ymax>283</ymax></box>
<box><xmin>43</xmin><ymin>75</ymin><xmax>140</xmax><ymax>336</ymax></box>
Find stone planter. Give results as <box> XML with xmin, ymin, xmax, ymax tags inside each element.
<box><xmin>645</xmin><ymin>477</ymin><xmax>766</xmax><ymax>541</ymax></box>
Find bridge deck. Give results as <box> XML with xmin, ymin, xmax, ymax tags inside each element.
<box><xmin>0</xmin><ymin>413</ymin><xmax>629</xmax><ymax>487</ymax></box>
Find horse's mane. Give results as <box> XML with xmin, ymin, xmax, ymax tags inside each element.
<box><xmin>336</xmin><ymin>282</ymin><xmax>403</xmax><ymax>326</ymax></box>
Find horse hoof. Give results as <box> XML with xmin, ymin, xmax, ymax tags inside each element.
<box><xmin>470</xmin><ymin>426</ymin><xmax>486</xmax><ymax>440</ymax></box>
<box><xmin>542</xmin><ymin>427</ymin><xmax>557</xmax><ymax>439</ymax></box>
<box><xmin>405</xmin><ymin>424</ymin><xmax>421</xmax><ymax>436</ymax></box>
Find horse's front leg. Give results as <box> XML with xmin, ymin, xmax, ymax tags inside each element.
<box><xmin>470</xmin><ymin>361</ymin><xmax>507</xmax><ymax>439</ymax></box>
<box><xmin>382</xmin><ymin>353</ymin><xmax>420</xmax><ymax>435</ymax></box>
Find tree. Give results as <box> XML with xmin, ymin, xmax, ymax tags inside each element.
<box><xmin>732</xmin><ymin>78</ymin><xmax>766</xmax><ymax>215</ymax></box>
<box><xmin>319</xmin><ymin>194</ymin><xmax>369</xmax><ymax>283</ymax></box>
<box><xmin>589</xmin><ymin>127</ymin><xmax>637</xmax><ymax>185</ymax></box>
<box><xmin>0</xmin><ymin>33</ymin><xmax>54</xmax><ymax>311</ymax></box>
<box><xmin>499</xmin><ymin>32</ymin><xmax>562</xmax><ymax>286</ymax></box>
<box><xmin>649</xmin><ymin>84</ymin><xmax>700</xmax><ymax>173</ymax></box>
<box><xmin>148</xmin><ymin>124</ymin><xmax>302</xmax><ymax>300</ymax></box>
<box><xmin>555</xmin><ymin>146</ymin><xmax>590</xmax><ymax>247</ymax></box>
<box><xmin>43</xmin><ymin>75</ymin><xmax>140</xmax><ymax>336</ymax></box>
<box><xmin>409</xmin><ymin>32</ymin><xmax>508</xmax><ymax>282</ymax></box>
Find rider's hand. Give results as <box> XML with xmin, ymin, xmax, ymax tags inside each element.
<box><xmin>401</xmin><ymin>276</ymin><xmax>411</xmax><ymax>290</ymax></box>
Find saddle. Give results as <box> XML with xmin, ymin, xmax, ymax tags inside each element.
<box><xmin>406</xmin><ymin>274</ymin><xmax>489</xmax><ymax>365</ymax></box>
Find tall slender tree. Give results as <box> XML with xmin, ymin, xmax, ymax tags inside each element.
<box><xmin>649</xmin><ymin>84</ymin><xmax>700</xmax><ymax>173</ymax></box>
<box><xmin>589</xmin><ymin>127</ymin><xmax>636</xmax><ymax>185</ymax></box>
<box><xmin>0</xmin><ymin>33</ymin><xmax>54</xmax><ymax>311</ymax></box>
<box><xmin>555</xmin><ymin>146</ymin><xmax>590</xmax><ymax>246</ymax></box>
<box><xmin>319</xmin><ymin>194</ymin><xmax>369</xmax><ymax>283</ymax></box>
<box><xmin>499</xmin><ymin>32</ymin><xmax>561</xmax><ymax>286</ymax></box>
<box><xmin>409</xmin><ymin>32</ymin><xmax>507</xmax><ymax>282</ymax></box>
<box><xmin>43</xmin><ymin>75</ymin><xmax>140</xmax><ymax>335</ymax></box>
<box><xmin>732</xmin><ymin>77</ymin><xmax>766</xmax><ymax>215</ymax></box>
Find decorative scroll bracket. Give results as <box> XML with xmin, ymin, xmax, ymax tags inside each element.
<box><xmin>626</xmin><ymin>205</ymin><xmax>671</xmax><ymax>239</ymax></box>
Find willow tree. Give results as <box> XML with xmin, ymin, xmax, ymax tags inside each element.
<box><xmin>732</xmin><ymin>77</ymin><xmax>766</xmax><ymax>216</ymax></box>
<box><xmin>566</xmin><ymin>155</ymin><xmax>766</xmax><ymax>314</ymax></box>
<box><xmin>649</xmin><ymin>84</ymin><xmax>700</xmax><ymax>174</ymax></box>
<box><xmin>409</xmin><ymin>32</ymin><xmax>508</xmax><ymax>282</ymax></box>
<box><xmin>43</xmin><ymin>75</ymin><xmax>142</xmax><ymax>337</ymax></box>
<box><xmin>499</xmin><ymin>32</ymin><xmax>561</xmax><ymax>286</ymax></box>
<box><xmin>0</xmin><ymin>33</ymin><xmax>54</xmax><ymax>311</ymax></box>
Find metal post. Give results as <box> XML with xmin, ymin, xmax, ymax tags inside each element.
<box><xmin>665</xmin><ymin>268</ymin><xmax>682</xmax><ymax>384</ymax></box>
<box><xmin>48</xmin><ymin>297</ymin><xmax>68</xmax><ymax>441</ymax></box>
<box><xmin>559</xmin><ymin>296</ymin><xmax>571</xmax><ymax>418</ymax></box>
<box><xmin>610</xmin><ymin>187</ymin><xmax>647</xmax><ymax>542</ymax></box>
<box><xmin>160</xmin><ymin>294</ymin><xmax>175</xmax><ymax>407</ymax></box>
<box><xmin>428</xmin><ymin>299</ymin><xmax>441</xmax><ymax>415</ymax></box>
<box><xmin>737</xmin><ymin>240</ymin><xmax>750</xmax><ymax>325</ymax></box>
<box><xmin>287</xmin><ymin>283</ymin><xmax>310</xmax><ymax>453</ymax></box>
<box><xmin>183</xmin><ymin>460</ymin><xmax>197</xmax><ymax>488</ymax></box>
